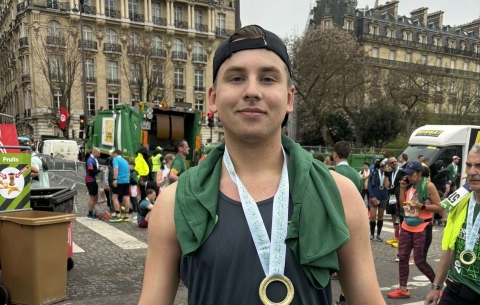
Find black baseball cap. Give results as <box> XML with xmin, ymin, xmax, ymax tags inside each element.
<box><xmin>213</xmin><ymin>25</ymin><xmax>292</xmax><ymax>128</ymax></box>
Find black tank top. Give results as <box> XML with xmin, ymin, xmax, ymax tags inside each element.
<box><xmin>180</xmin><ymin>192</ymin><xmax>332</xmax><ymax>305</ymax></box>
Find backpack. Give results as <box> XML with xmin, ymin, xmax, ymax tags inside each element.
<box><xmin>33</xmin><ymin>154</ymin><xmax>48</xmax><ymax>171</ymax></box>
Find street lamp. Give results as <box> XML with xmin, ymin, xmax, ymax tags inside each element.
<box><xmin>72</xmin><ymin>0</ymin><xmax>89</xmax><ymax>139</ymax></box>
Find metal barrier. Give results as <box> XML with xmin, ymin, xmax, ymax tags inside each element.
<box><xmin>301</xmin><ymin>146</ymin><xmax>404</xmax><ymax>155</ymax></box>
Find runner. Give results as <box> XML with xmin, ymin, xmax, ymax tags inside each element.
<box><xmin>368</xmin><ymin>158</ymin><xmax>391</xmax><ymax>242</ymax></box>
<box><xmin>138</xmin><ymin>25</ymin><xmax>384</xmax><ymax>305</ymax></box>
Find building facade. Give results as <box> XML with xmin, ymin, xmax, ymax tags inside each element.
<box><xmin>0</xmin><ymin>0</ymin><xmax>234</xmax><ymax>141</ymax></box>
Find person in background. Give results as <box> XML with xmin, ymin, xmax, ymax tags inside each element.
<box><xmin>129</xmin><ymin>160</ymin><xmax>139</xmax><ymax>213</ymax></box>
<box><xmin>324</xmin><ymin>154</ymin><xmax>334</xmax><ymax>166</ymax></box>
<box><xmin>168</xmin><ymin>138</ymin><xmax>189</xmax><ymax>182</ymax></box>
<box><xmin>368</xmin><ymin>158</ymin><xmax>391</xmax><ymax>242</ymax></box>
<box><xmin>135</xmin><ymin>147</ymin><xmax>151</xmax><ymax>178</ymax></box>
<box><xmin>398</xmin><ymin>153</ymin><xmax>409</xmax><ymax>168</ymax></box>
<box><xmin>85</xmin><ymin>147</ymin><xmax>104</xmax><ymax>220</ymax></box>
<box><xmin>150</xmin><ymin>146</ymin><xmax>163</xmax><ymax>181</ymax></box>
<box><xmin>360</xmin><ymin>162</ymin><xmax>370</xmax><ymax>206</ymax></box>
<box><xmin>137</xmin><ymin>189</ymin><xmax>157</xmax><ymax>228</ymax></box>
<box><xmin>314</xmin><ymin>154</ymin><xmax>326</xmax><ymax>163</ymax></box>
<box><xmin>139</xmin><ymin>176</ymin><xmax>158</xmax><ymax>202</ymax></box>
<box><xmin>156</xmin><ymin>154</ymin><xmax>175</xmax><ymax>193</ymax></box>
<box><xmin>424</xmin><ymin>158</ymin><xmax>430</xmax><ymax>167</ymax></box>
<box><xmin>30</xmin><ymin>146</ymin><xmax>50</xmax><ymax>189</ymax></box>
<box><xmin>110</xmin><ymin>149</ymin><xmax>131</xmax><ymax>223</ymax></box>
<box><xmin>442</xmin><ymin>156</ymin><xmax>461</xmax><ymax>226</ymax></box>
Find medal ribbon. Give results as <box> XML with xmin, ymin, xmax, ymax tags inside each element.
<box><xmin>223</xmin><ymin>146</ymin><xmax>289</xmax><ymax>277</ymax></box>
<box><xmin>465</xmin><ymin>193</ymin><xmax>480</xmax><ymax>252</ymax></box>
<box><xmin>378</xmin><ymin>170</ymin><xmax>385</xmax><ymax>188</ymax></box>
<box><xmin>391</xmin><ymin>169</ymin><xmax>398</xmax><ymax>186</ymax></box>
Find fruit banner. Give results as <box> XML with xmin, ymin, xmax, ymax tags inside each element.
<box><xmin>0</xmin><ymin>153</ymin><xmax>31</xmax><ymax>211</ymax></box>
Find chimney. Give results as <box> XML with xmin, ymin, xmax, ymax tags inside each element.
<box><xmin>410</xmin><ymin>7</ymin><xmax>428</xmax><ymax>26</ymax></box>
<box><xmin>377</xmin><ymin>1</ymin><xmax>399</xmax><ymax>19</ymax></box>
<box><xmin>460</xmin><ymin>18</ymin><xmax>480</xmax><ymax>36</ymax></box>
<box><xmin>427</xmin><ymin>11</ymin><xmax>444</xmax><ymax>29</ymax></box>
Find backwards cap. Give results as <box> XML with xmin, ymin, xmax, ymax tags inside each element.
<box><xmin>212</xmin><ymin>25</ymin><xmax>292</xmax><ymax>127</ymax></box>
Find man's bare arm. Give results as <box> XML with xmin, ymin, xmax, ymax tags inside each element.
<box><xmin>424</xmin><ymin>250</ymin><xmax>454</xmax><ymax>305</ymax></box>
<box><xmin>138</xmin><ymin>183</ymin><xmax>181</xmax><ymax>305</ymax></box>
<box><xmin>168</xmin><ymin>170</ymin><xmax>179</xmax><ymax>182</ymax></box>
<box><xmin>332</xmin><ymin>171</ymin><xmax>386</xmax><ymax>305</ymax></box>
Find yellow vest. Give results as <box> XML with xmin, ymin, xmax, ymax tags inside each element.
<box><xmin>151</xmin><ymin>155</ymin><xmax>162</xmax><ymax>172</ymax></box>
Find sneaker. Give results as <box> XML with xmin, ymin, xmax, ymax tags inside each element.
<box><xmin>86</xmin><ymin>215</ymin><xmax>97</xmax><ymax>221</ymax></box>
<box><xmin>376</xmin><ymin>235</ymin><xmax>383</xmax><ymax>242</ymax></box>
<box><xmin>391</xmin><ymin>241</ymin><xmax>398</xmax><ymax>248</ymax></box>
<box><xmin>409</xmin><ymin>258</ymin><xmax>415</xmax><ymax>265</ymax></box>
<box><xmin>370</xmin><ymin>235</ymin><xmax>374</xmax><ymax>241</ymax></box>
<box><xmin>109</xmin><ymin>216</ymin><xmax>123</xmax><ymax>223</ymax></box>
<box><xmin>387</xmin><ymin>288</ymin><xmax>410</xmax><ymax>299</ymax></box>
<box><xmin>121</xmin><ymin>217</ymin><xmax>130</xmax><ymax>222</ymax></box>
<box><xmin>386</xmin><ymin>237</ymin><xmax>398</xmax><ymax>245</ymax></box>
<box><xmin>395</xmin><ymin>255</ymin><xmax>399</xmax><ymax>262</ymax></box>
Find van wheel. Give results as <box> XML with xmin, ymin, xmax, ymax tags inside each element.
<box><xmin>0</xmin><ymin>285</ymin><xmax>8</xmax><ymax>305</ymax></box>
<box><xmin>67</xmin><ymin>257</ymin><xmax>74</xmax><ymax>271</ymax></box>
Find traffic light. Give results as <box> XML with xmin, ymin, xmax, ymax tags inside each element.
<box><xmin>79</xmin><ymin>115</ymin><xmax>85</xmax><ymax>131</ymax></box>
<box><xmin>207</xmin><ymin>113</ymin><xmax>214</xmax><ymax>128</ymax></box>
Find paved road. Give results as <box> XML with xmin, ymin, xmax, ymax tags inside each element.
<box><xmin>1</xmin><ymin>176</ymin><xmax>445</xmax><ymax>305</ymax></box>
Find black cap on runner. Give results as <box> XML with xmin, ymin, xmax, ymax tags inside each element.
<box><xmin>212</xmin><ymin>25</ymin><xmax>292</xmax><ymax>128</ymax></box>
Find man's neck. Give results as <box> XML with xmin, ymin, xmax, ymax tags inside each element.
<box><xmin>474</xmin><ymin>190</ymin><xmax>480</xmax><ymax>204</ymax></box>
<box><xmin>178</xmin><ymin>153</ymin><xmax>186</xmax><ymax>159</ymax></box>
<box><xmin>336</xmin><ymin>159</ymin><xmax>348</xmax><ymax>166</ymax></box>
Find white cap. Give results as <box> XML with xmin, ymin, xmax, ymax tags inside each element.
<box><xmin>453</xmin><ymin>156</ymin><xmax>460</xmax><ymax>160</ymax></box>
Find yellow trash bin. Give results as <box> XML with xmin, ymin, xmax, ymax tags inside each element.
<box><xmin>0</xmin><ymin>210</ymin><xmax>76</xmax><ymax>305</ymax></box>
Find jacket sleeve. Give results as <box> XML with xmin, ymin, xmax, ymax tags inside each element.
<box><xmin>368</xmin><ymin>170</ymin><xmax>374</xmax><ymax>197</ymax></box>
<box><xmin>86</xmin><ymin>158</ymin><xmax>100</xmax><ymax>176</ymax></box>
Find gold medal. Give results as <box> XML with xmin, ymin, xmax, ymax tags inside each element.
<box><xmin>259</xmin><ymin>276</ymin><xmax>294</xmax><ymax>305</ymax></box>
<box><xmin>379</xmin><ymin>185</ymin><xmax>384</xmax><ymax>190</ymax></box>
<box><xmin>459</xmin><ymin>250</ymin><xmax>477</xmax><ymax>265</ymax></box>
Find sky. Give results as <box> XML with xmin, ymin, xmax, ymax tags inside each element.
<box><xmin>240</xmin><ymin>0</ymin><xmax>480</xmax><ymax>39</ymax></box>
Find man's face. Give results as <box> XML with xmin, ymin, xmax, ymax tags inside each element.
<box><xmin>148</xmin><ymin>193</ymin><xmax>157</xmax><ymax>201</ymax></box>
<box><xmin>418</xmin><ymin>156</ymin><xmax>424</xmax><ymax>162</ymax></box>
<box><xmin>466</xmin><ymin>152</ymin><xmax>480</xmax><ymax>191</ymax></box>
<box><xmin>363</xmin><ymin>164</ymin><xmax>369</xmax><ymax>171</ymax></box>
<box><xmin>179</xmin><ymin>141</ymin><xmax>190</xmax><ymax>156</ymax></box>
<box><xmin>208</xmin><ymin>49</ymin><xmax>295</xmax><ymax>142</ymax></box>
<box><xmin>453</xmin><ymin>158</ymin><xmax>460</xmax><ymax>164</ymax></box>
<box><xmin>388</xmin><ymin>158</ymin><xmax>398</xmax><ymax>170</ymax></box>
<box><xmin>93</xmin><ymin>150</ymin><xmax>100</xmax><ymax>158</ymax></box>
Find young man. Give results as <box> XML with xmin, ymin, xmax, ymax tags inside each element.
<box><xmin>444</xmin><ymin>156</ymin><xmax>460</xmax><ymax>198</ymax></box>
<box><xmin>85</xmin><ymin>147</ymin><xmax>104</xmax><ymax>220</ymax></box>
<box><xmin>332</xmin><ymin>141</ymin><xmax>363</xmax><ymax>193</ymax></box>
<box><xmin>368</xmin><ymin>158</ymin><xmax>391</xmax><ymax>242</ymax></box>
<box><xmin>137</xmin><ymin>189</ymin><xmax>156</xmax><ymax>228</ymax></box>
<box><xmin>385</xmin><ymin>157</ymin><xmax>401</xmax><ymax>249</ymax></box>
<box><xmin>110</xmin><ymin>149</ymin><xmax>131</xmax><ymax>223</ymax></box>
<box><xmin>424</xmin><ymin>146</ymin><xmax>480</xmax><ymax>305</ymax></box>
<box><xmin>139</xmin><ymin>25</ymin><xmax>384</xmax><ymax>305</ymax></box>
<box><xmin>168</xmin><ymin>138</ymin><xmax>189</xmax><ymax>182</ymax></box>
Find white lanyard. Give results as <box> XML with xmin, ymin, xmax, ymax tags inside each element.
<box><xmin>223</xmin><ymin>146</ymin><xmax>289</xmax><ymax>277</ymax></box>
<box><xmin>391</xmin><ymin>169</ymin><xmax>399</xmax><ymax>185</ymax></box>
<box><xmin>465</xmin><ymin>193</ymin><xmax>480</xmax><ymax>252</ymax></box>
<box><xmin>378</xmin><ymin>170</ymin><xmax>385</xmax><ymax>188</ymax></box>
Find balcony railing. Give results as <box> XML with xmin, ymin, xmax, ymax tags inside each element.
<box><xmin>130</xmin><ymin>79</ymin><xmax>140</xmax><ymax>86</ymax></box>
<box><xmin>216</xmin><ymin>27</ymin><xmax>234</xmax><ymax>37</ymax></box>
<box><xmin>128</xmin><ymin>45</ymin><xmax>143</xmax><ymax>55</ymax></box>
<box><xmin>174</xmin><ymin>84</ymin><xmax>186</xmax><ymax>90</ymax></box>
<box><xmin>86</xmin><ymin>76</ymin><xmax>96</xmax><ymax>83</ymax></box>
<box><xmin>174</xmin><ymin>20</ymin><xmax>188</xmax><ymax>29</ymax></box>
<box><xmin>46</xmin><ymin>35</ymin><xmax>66</xmax><ymax>47</ymax></box>
<box><xmin>107</xmin><ymin>78</ymin><xmax>120</xmax><ymax>85</ymax></box>
<box><xmin>151</xmin><ymin>48</ymin><xmax>166</xmax><ymax>58</ymax></box>
<box><xmin>129</xmin><ymin>12</ymin><xmax>145</xmax><ymax>22</ymax></box>
<box><xmin>19</xmin><ymin>37</ymin><xmax>28</xmax><ymax>48</ymax></box>
<box><xmin>78</xmin><ymin>40</ymin><xmax>98</xmax><ymax>51</ymax></box>
<box><xmin>195</xmin><ymin>23</ymin><xmax>208</xmax><ymax>32</ymax></box>
<box><xmin>172</xmin><ymin>51</ymin><xmax>187</xmax><ymax>60</ymax></box>
<box><xmin>17</xmin><ymin>2</ymin><xmax>25</xmax><ymax>13</ymax></box>
<box><xmin>104</xmin><ymin>43</ymin><xmax>122</xmax><ymax>53</ymax></box>
<box><xmin>194</xmin><ymin>86</ymin><xmax>205</xmax><ymax>92</ymax></box>
<box><xmin>152</xmin><ymin>17</ymin><xmax>167</xmax><ymax>26</ymax></box>
<box><xmin>82</xmin><ymin>5</ymin><xmax>96</xmax><ymax>15</ymax></box>
<box><xmin>192</xmin><ymin>53</ymin><xmax>207</xmax><ymax>63</ymax></box>
<box><xmin>105</xmin><ymin>8</ymin><xmax>120</xmax><ymax>18</ymax></box>
<box><xmin>32</xmin><ymin>0</ymin><xmax>70</xmax><ymax>11</ymax></box>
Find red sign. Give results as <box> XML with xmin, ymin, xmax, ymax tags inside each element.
<box><xmin>58</xmin><ymin>107</ymin><xmax>70</xmax><ymax>130</ymax></box>
<box><xmin>0</xmin><ymin>124</ymin><xmax>20</xmax><ymax>153</ymax></box>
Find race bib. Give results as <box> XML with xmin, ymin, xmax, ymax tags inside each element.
<box><xmin>440</xmin><ymin>186</ymin><xmax>471</xmax><ymax>212</ymax></box>
<box><xmin>389</xmin><ymin>194</ymin><xmax>397</xmax><ymax>205</ymax></box>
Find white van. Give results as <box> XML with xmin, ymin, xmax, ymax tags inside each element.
<box><xmin>38</xmin><ymin>140</ymin><xmax>79</xmax><ymax>161</ymax></box>
<box><xmin>402</xmin><ymin>125</ymin><xmax>480</xmax><ymax>188</ymax></box>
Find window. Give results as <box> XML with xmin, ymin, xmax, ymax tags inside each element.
<box><xmin>195</xmin><ymin>99</ymin><xmax>204</xmax><ymax>122</ymax></box>
<box><xmin>24</xmin><ymin>55</ymin><xmax>30</xmax><ymax>74</ymax></box>
<box><xmin>174</xmin><ymin>6</ymin><xmax>182</xmax><ymax>22</ymax></box>
<box><xmin>129</xmin><ymin>32</ymin><xmax>140</xmax><ymax>47</ymax></box>
<box><xmin>436</xmin><ymin>57</ymin><xmax>441</xmax><ymax>67</ymax></box>
<box><xmin>25</xmin><ymin>90</ymin><xmax>31</xmax><ymax>116</ymax></box>
<box><xmin>152</xmin><ymin>3</ymin><xmax>160</xmax><ymax>18</ymax></box>
<box><xmin>450</xmin><ymin>59</ymin><xmax>456</xmax><ymax>69</ymax></box>
<box><xmin>389</xmin><ymin>50</ymin><xmax>395</xmax><ymax>60</ymax></box>
<box><xmin>87</xmin><ymin>92</ymin><xmax>96</xmax><ymax>116</ymax></box>
<box><xmin>107</xmin><ymin>61</ymin><xmax>118</xmax><ymax>80</ymax></box>
<box><xmin>194</xmin><ymin>70</ymin><xmax>204</xmax><ymax>90</ymax></box>
<box><xmin>450</xmin><ymin>81</ymin><xmax>456</xmax><ymax>94</ymax></box>
<box><xmin>346</xmin><ymin>21</ymin><xmax>353</xmax><ymax>30</ymax></box>
<box><xmin>463</xmin><ymin>62</ymin><xmax>468</xmax><ymax>71</ymax></box>
<box><xmin>52</xmin><ymin>90</ymin><xmax>61</xmax><ymax>109</ymax></box>
<box><xmin>105</xmin><ymin>0</ymin><xmax>115</xmax><ymax>12</ymax></box>
<box><xmin>105</xmin><ymin>29</ymin><xmax>117</xmax><ymax>44</ymax></box>
<box><xmin>152</xmin><ymin>65</ymin><xmax>163</xmax><ymax>86</ymax></box>
<box><xmin>421</xmin><ymin>55</ymin><xmax>427</xmax><ymax>64</ymax></box>
<box><xmin>83</xmin><ymin>25</ymin><xmax>93</xmax><ymax>41</ymax></box>
<box><xmin>195</xmin><ymin>10</ymin><xmax>202</xmax><ymax>27</ymax></box>
<box><xmin>436</xmin><ymin>83</ymin><xmax>442</xmax><ymax>93</ymax></box>
<box><xmin>477</xmin><ymin>63</ymin><xmax>480</xmax><ymax>73</ymax></box>
<box><xmin>324</xmin><ymin>20</ymin><xmax>330</xmax><ymax>29</ymax></box>
<box><xmin>107</xmin><ymin>93</ymin><xmax>119</xmax><ymax>110</ymax></box>
<box><xmin>175</xmin><ymin>98</ymin><xmax>184</xmax><ymax>104</ymax></box>
<box><xmin>372</xmin><ymin>47</ymin><xmax>379</xmax><ymax>58</ymax></box>
<box><xmin>130</xmin><ymin>63</ymin><xmax>140</xmax><ymax>83</ymax></box>
<box><xmin>174</xmin><ymin>67</ymin><xmax>184</xmax><ymax>86</ymax></box>
<box><xmin>406</xmin><ymin>53</ymin><xmax>411</xmax><ymax>63</ymax></box>
<box><xmin>128</xmin><ymin>0</ymin><xmax>138</xmax><ymax>14</ymax></box>
<box><xmin>47</xmin><ymin>20</ymin><xmax>61</xmax><ymax>36</ymax></box>
<box><xmin>85</xmin><ymin>58</ymin><xmax>94</xmax><ymax>79</ymax></box>
<box><xmin>152</xmin><ymin>36</ymin><xmax>163</xmax><ymax>50</ymax></box>
<box><xmin>131</xmin><ymin>94</ymin><xmax>140</xmax><ymax>103</ymax></box>
<box><xmin>433</xmin><ymin>103</ymin><xmax>441</xmax><ymax>113</ymax></box>
<box><xmin>217</xmin><ymin>13</ymin><xmax>226</xmax><ymax>29</ymax></box>
<box><xmin>21</xmin><ymin>22</ymin><xmax>27</xmax><ymax>38</ymax></box>
<box><xmin>173</xmin><ymin>39</ymin><xmax>183</xmax><ymax>52</ymax></box>
<box><xmin>49</xmin><ymin>55</ymin><xmax>63</xmax><ymax>80</ymax></box>
<box><xmin>194</xmin><ymin>41</ymin><xmax>204</xmax><ymax>55</ymax></box>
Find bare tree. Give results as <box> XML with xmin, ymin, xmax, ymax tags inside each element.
<box><xmin>31</xmin><ymin>24</ymin><xmax>82</xmax><ymax>138</ymax></box>
<box><xmin>0</xmin><ymin>43</ymin><xmax>22</xmax><ymax>115</ymax></box>
<box><xmin>286</xmin><ymin>27</ymin><xmax>372</xmax><ymax>144</ymax></box>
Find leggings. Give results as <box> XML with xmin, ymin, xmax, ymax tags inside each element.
<box><xmin>398</xmin><ymin>224</ymin><xmax>435</xmax><ymax>287</ymax></box>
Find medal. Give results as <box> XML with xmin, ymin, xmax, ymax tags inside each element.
<box><xmin>461</xmin><ymin>193</ymin><xmax>480</xmax><ymax>266</ymax></box>
<box><xmin>390</xmin><ymin>169</ymin><xmax>398</xmax><ymax>190</ymax></box>
<box><xmin>223</xmin><ymin>146</ymin><xmax>294</xmax><ymax>304</ymax></box>
<box><xmin>378</xmin><ymin>170</ymin><xmax>385</xmax><ymax>190</ymax></box>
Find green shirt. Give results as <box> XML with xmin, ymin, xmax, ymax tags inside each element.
<box><xmin>137</xmin><ymin>199</ymin><xmax>154</xmax><ymax>224</ymax></box>
<box><xmin>447</xmin><ymin>203</ymin><xmax>480</xmax><ymax>294</ymax></box>
<box><xmin>335</xmin><ymin>163</ymin><xmax>363</xmax><ymax>193</ymax></box>
<box><xmin>171</xmin><ymin>153</ymin><xmax>187</xmax><ymax>177</ymax></box>
<box><xmin>446</xmin><ymin>163</ymin><xmax>458</xmax><ymax>182</ymax></box>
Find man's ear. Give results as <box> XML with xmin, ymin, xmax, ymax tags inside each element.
<box><xmin>286</xmin><ymin>85</ymin><xmax>295</xmax><ymax>114</ymax></box>
<box><xmin>208</xmin><ymin>85</ymin><xmax>217</xmax><ymax>113</ymax></box>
